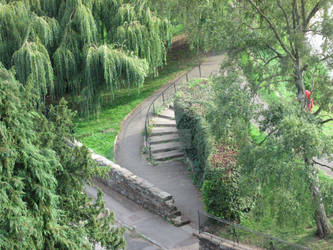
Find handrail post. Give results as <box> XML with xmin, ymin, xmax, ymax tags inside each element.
<box><xmin>149</xmin><ymin>142</ymin><xmax>152</xmax><ymax>159</ymax></box>
<box><xmin>199</xmin><ymin>63</ymin><xmax>202</xmax><ymax>77</ymax></box>
<box><xmin>198</xmin><ymin>210</ymin><xmax>200</xmax><ymax>233</ymax></box>
<box><xmin>162</xmin><ymin>92</ymin><xmax>165</xmax><ymax>104</ymax></box>
<box><xmin>186</xmin><ymin>73</ymin><xmax>189</xmax><ymax>82</ymax></box>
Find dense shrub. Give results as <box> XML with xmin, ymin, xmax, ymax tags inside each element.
<box><xmin>202</xmin><ymin>143</ymin><xmax>241</xmax><ymax>220</ymax></box>
<box><xmin>174</xmin><ymin>100</ymin><xmax>212</xmax><ymax>186</ymax></box>
<box><xmin>174</xmin><ymin>79</ymin><xmax>242</xmax><ymax>220</ymax></box>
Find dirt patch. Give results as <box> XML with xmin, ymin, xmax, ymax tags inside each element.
<box><xmin>171</xmin><ymin>34</ymin><xmax>188</xmax><ymax>49</ymax></box>
<box><xmin>210</xmin><ymin>143</ymin><xmax>238</xmax><ymax>172</ymax></box>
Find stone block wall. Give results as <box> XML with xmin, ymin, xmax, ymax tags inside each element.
<box><xmin>68</xmin><ymin>141</ymin><xmax>187</xmax><ymax>226</ymax></box>
<box><xmin>194</xmin><ymin>232</ymin><xmax>240</xmax><ymax>250</ymax></box>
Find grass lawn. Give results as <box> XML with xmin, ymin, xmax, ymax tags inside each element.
<box><xmin>74</xmin><ymin>39</ymin><xmax>199</xmax><ymax>160</ymax></box>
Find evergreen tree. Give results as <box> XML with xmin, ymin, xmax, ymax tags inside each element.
<box><xmin>0</xmin><ymin>0</ymin><xmax>171</xmax><ymax>114</ymax></box>
<box><xmin>0</xmin><ymin>64</ymin><xmax>125</xmax><ymax>249</ymax></box>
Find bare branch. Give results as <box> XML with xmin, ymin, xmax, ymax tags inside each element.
<box><xmin>292</xmin><ymin>0</ymin><xmax>297</xmax><ymax>31</ymax></box>
<box><xmin>258</xmin><ymin>128</ymin><xmax>278</xmax><ymax>146</ymax></box>
<box><xmin>313</xmin><ymin>106</ymin><xmax>322</xmax><ymax>116</ymax></box>
<box><xmin>313</xmin><ymin>159</ymin><xmax>333</xmax><ymax>171</ymax></box>
<box><xmin>265</xmin><ymin>43</ymin><xmax>283</xmax><ymax>58</ymax></box>
<box><xmin>294</xmin><ymin>0</ymin><xmax>300</xmax><ymax>27</ymax></box>
<box><xmin>277</xmin><ymin>0</ymin><xmax>296</xmax><ymax>54</ymax></box>
<box><xmin>264</xmin><ymin>56</ymin><xmax>279</xmax><ymax>66</ymax></box>
<box><xmin>305</xmin><ymin>1</ymin><xmax>322</xmax><ymax>27</ymax></box>
<box><xmin>301</xmin><ymin>0</ymin><xmax>306</xmax><ymax>30</ymax></box>
<box><xmin>261</xmin><ymin>73</ymin><xmax>282</xmax><ymax>82</ymax></box>
<box><xmin>320</xmin><ymin>118</ymin><xmax>333</xmax><ymax>124</ymax></box>
<box><xmin>277</xmin><ymin>0</ymin><xmax>291</xmax><ymax>35</ymax></box>
<box><xmin>320</xmin><ymin>54</ymin><xmax>333</xmax><ymax>61</ymax></box>
<box><xmin>247</xmin><ymin>0</ymin><xmax>296</xmax><ymax>61</ymax></box>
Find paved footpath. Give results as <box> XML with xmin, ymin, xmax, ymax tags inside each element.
<box><xmin>111</xmin><ymin>54</ymin><xmax>225</xmax><ymax>249</ymax></box>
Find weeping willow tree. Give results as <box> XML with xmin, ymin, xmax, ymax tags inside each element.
<box><xmin>0</xmin><ymin>0</ymin><xmax>171</xmax><ymax>114</ymax></box>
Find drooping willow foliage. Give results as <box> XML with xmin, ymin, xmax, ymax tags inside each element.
<box><xmin>0</xmin><ymin>0</ymin><xmax>171</xmax><ymax>114</ymax></box>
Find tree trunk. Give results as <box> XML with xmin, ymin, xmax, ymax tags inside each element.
<box><xmin>309</xmin><ymin>164</ymin><xmax>333</xmax><ymax>238</ymax></box>
<box><xmin>294</xmin><ymin>59</ymin><xmax>305</xmax><ymax>102</ymax></box>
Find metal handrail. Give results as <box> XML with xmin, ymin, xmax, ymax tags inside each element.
<box><xmin>198</xmin><ymin>211</ymin><xmax>310</xmax><ymax>250</ymax></box>
<box><xmin>144</xmin><ymin>64</ymin><xmax>202</xmax><ymax>159</ymax></box>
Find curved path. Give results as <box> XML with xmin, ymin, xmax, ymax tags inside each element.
<box><xmin>114</xmin><ymin>54</ymin><xmax>224</xmax><ymax>248</ymax></box>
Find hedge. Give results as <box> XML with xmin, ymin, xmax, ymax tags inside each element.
<box><xmin>174</xmin><ymin>80</ymin><xmax>241</xmax><ymax>220</ymax></box>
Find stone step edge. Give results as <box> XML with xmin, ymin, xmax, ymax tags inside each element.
<box><xmin>153</xmin><ymin>123</ymin><xmax>177</xmax><ymax>127</ymax></box>
<box><xmin>150</xmin><ymin>137</ymin><xmax>179</xmax><ymax>144</ymax></box>
<box><xmin>150</xmin><ymin>142</ymin><xmax>182</xmax><ymax>153</ymax></box>
<box><xmin>154</xmin><ymin>114</ymin><xmax>175</xmax><ymax>120</ymax></box>
<box><xmin>153</xmin><ymin>150</ymin><xmax>184</xmax><ymax>161</ymax></box>
<box><xmin>151</xmin><ymin>130</ymin><xmax>178</xmax><ymax>136</ymax></box>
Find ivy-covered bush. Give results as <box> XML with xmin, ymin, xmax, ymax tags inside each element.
<box><xmin>202</xmin><ymin>143</ymin><xmax>241</xmax><ymax>220</ymax></box>
<box><xmin>174</xmin><ymin>98</ymin><xmax>212</xmax><ymax>186</ymax></box>
<box><xmin>174</xmin><ymin>79</ymin><xmax>242</xmax><ymax>220</ymax></box>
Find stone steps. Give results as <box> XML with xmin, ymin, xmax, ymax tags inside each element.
<box><xmin>153</xmin><ymin>149</ymin><xmax>184</xmax><ymax>161</ymax></box>
<box><xmin>149</xmin><ymin>108</ymin><xmax>184</xmax><ymax>162</ymax></box>
<box><xmin>151</xmin><ymin>141</ymin><xmax>182</xmax><ymax>153</ymax></box>
<box><xmin>155</xmin><ymin>109</ymin><xmax>175</xmax><ymax>120</ymax></box>
<box><xmin>152</xmin><ymin>117</ymin><xmax>177</xmax><ymax>127</ymax></box>
<box><xmin>150</xmin><ymin>134</ymin><xmax>179</xmax><ymax>144</ymax></box>
<box><xmin>151</xmin><ymin>127</ymin><xmax>178</xmax><ymax>136</ymax></box>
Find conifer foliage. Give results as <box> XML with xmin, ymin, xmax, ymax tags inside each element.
<box><xmin>0</xmin><ymin>0</ymin><xmax>170</xmax><ymax>114</ymax></box>
<box><xmin>0</xmin><ymin>64</ymin><xmax>125</xmax><ymax>249</ymax></box>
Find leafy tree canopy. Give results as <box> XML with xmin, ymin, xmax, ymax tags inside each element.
<box><xmin>0</xmin><ymin>0</ymin><xmax>171</xmax><ymax>115</ymax></box>
<box><xmin>0</xmin><ymin>64</ymin><xmax>124</xmax><ymax>249</ymax></box>
<box><xmin>180</xmin><ymin>0</ymin><xmax>333</xmax><ymax>238</ymax></box>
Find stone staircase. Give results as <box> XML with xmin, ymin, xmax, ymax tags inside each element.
<box><xmin>149</xmin><ymin>107</ymin><xmax>184</xmax><ymax>162</ymax></box>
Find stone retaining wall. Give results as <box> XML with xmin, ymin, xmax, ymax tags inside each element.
<box><xmin>68</xmin><ymin>141</ymin><xmax>187</xmax><ymax>226</ymax></box>
<box><xmin>194</xmin><ymin>232</ymin><xmax>240</xmax><ymax>250</ymax></box>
